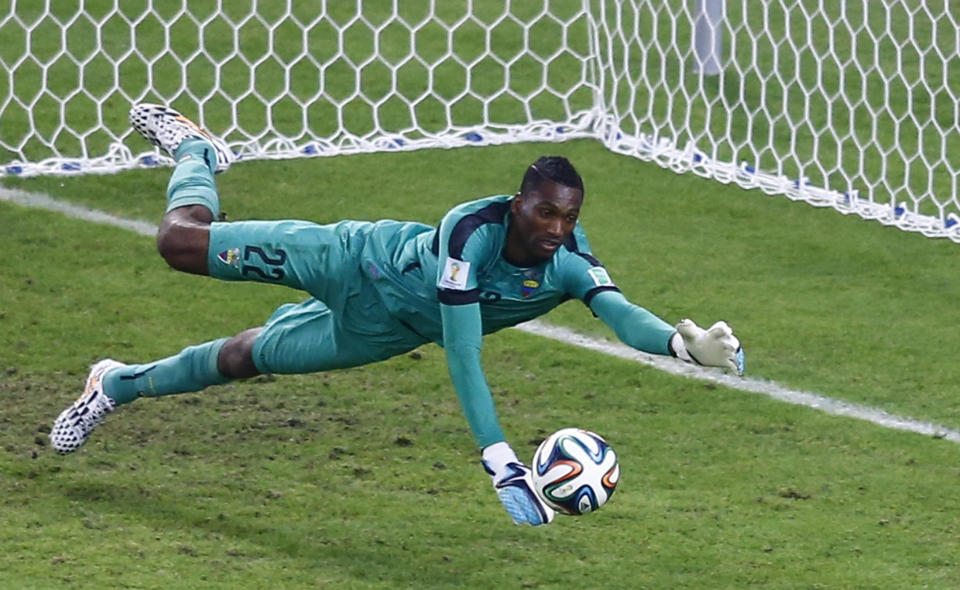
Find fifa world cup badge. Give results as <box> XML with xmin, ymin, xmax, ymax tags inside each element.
<box><xmin>587</xmin><ymin>266</ymin><xmax>614</xmax><ymax>287</ymax></box>
<box><xmin>439</xmin><ymin>257</ymin><xmax>471</xmax><ymax>290</ymax></box>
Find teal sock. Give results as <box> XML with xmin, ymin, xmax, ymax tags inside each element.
<box><xmin>166</xmin><ymin>138</ymin><xmax>221</xmax><ymax>217</ymax></box>
<box><xmin>102</xmin><ymin>338</ymin><xmax>231</xmax><ymax>405</ymax></box>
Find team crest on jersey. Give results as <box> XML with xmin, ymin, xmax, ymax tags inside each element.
<box><xmin>521</xmin><ymin>269</ymin><xmax>542</xmax><ymax>297</ymax></box>
<box><xmin>522</xmin><ymin>279</ymin><xmax>539</xmax><ymax>297</ymax></box>
<box><xmin>439</xmin><ymin>257</ymin><xmax>471</xmax><ymax>290</ymax></box>
<box><xmin>588</xmin><ymin>266</ymin><xmax>614</xmax><ymax>287</ymax></box>
<box><xmin>217</xmin><ymin>247</ymin><xmax>241</xmax><ymax>268</ymax></box>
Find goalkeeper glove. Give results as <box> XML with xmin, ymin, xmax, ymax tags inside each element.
<box><xmin>481</xmin><ymin>442</ymin><xmax>555</xmax><ymax>526</ymax></box>
<box><xmin>670</xmin><ymin>319</ymin><xmax>745</xmax><ymax>375</ymax></box>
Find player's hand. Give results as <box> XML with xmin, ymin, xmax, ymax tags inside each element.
<box><xmin>490</xmin><ymin>462</ymin><xmax>555</xmax><ymax>526</ymax></box>
<box><xmin>671</xmin><ymin>319</ymin><xmax>745</xmax><ymax>375</ymax></box>
<box><xmin>482</xmin><ymin>442</ymin><xmax>555</xmax><ymax>526</ymax></box>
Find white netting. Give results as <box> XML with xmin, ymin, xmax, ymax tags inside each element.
<box><xmin>593</xmin><ymin>0</ymin><xmax>960</xmax><ymax>238</ymax></box>
<box><xmin>0</xmin><ymin>1</ymin><xmax>600</xmax><ymax>173</ymax></box>
<box><xmin>1</xmin><ymin>1</ymin><xmax>959</xmax><ymax>240</ymax></box>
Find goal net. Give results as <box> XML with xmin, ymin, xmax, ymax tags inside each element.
<box><xmin>2</xmin><ymin>1</ymin><xmax>958</xmax><ymax>240</ymax></box>
<box><xmin>593</xmin><ymin>0</ymin><xmax>960</xmax><ymax>239</ymax></box>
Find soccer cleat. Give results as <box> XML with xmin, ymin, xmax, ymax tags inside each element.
<box><xmin>129</xmin><ymin>103</ymin><xmax>235</xmax><ymax>172</ymax></box>
<box><xmin>49</xmin><ymin>359</ymin><xmax>125</xmax><ymax>454</ymax></box>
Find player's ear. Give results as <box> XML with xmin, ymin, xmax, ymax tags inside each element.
<box><xmin>511</xmin><ymin>192</ymin><xmax>523</xmax><ymax>214</ymax></box>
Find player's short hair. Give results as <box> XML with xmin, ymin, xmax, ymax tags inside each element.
<box><xmin>520</xmin><ymin>156</ymin><xmax>584</xmax><ymax>197</ymax></box>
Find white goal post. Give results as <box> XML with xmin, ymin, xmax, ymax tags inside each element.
<box><xmin>2</xmin><ymin>1</ymin><xmax>958</xmax><ymax>240</ymax></box>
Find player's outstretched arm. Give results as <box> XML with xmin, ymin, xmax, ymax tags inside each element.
<box><xmin>589</xmin><ymin>290</ymin><xmax>745</xmax><ymax>374</ymax></box>
<box><xmin>589</xmin><ymin>289</ymin><xmax>676</xmax><ymax>354</ymax></box>
<box><xmin>440</xmin><ymin>302</ymin><xmax>553</xmax><ymax>526</ymax></box>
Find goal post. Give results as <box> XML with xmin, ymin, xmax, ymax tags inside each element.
<box><xmin>2</xmin><ymin>1</ymin><xmax>958</xmax><ymax>241</ymax></box>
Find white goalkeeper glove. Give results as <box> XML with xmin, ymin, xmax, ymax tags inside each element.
<box><xmin>481</xmin><ymin>442</ymin><xmax>555</xmax><ymax>526</ymax></box>
<box><xmin>670</xmin><ymin>319</ymin><xmax>745</xmax><ymax>375</ymax></box>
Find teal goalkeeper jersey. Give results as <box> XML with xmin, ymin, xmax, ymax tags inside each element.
<box><xmin>360</xmin><ymin>194</ymin><xmax>621</xmax><ymax>338</ymax></box>
<box><xmin>359</xmin><ymin>194</ymin><xmax>675</xmax><ymax>448</ymax></box>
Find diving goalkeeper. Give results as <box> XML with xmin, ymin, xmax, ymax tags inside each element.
<box><xmin>50</xmin><ymin>104</ymin><xmax>745</xmax><ymax>526</ymax></box>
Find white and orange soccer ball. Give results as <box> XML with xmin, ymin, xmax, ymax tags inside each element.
<box><xmin>531</xmin><ymin>428</ymin><xmax>620</xmax><ymax>515</ymax></box>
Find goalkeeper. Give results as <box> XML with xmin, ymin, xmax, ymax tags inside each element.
<box><xmin>51</xmin><ymin>104</ymin><xmax>745</xmax><ymax>526</ymax></box>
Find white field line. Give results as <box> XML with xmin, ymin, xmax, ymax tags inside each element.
<box><xmin>515</xmin><ymin>321</ymin><xmax>960</xmax><ymax>443</ymax></box>
<box><xmin>4</xmin><ymin>184</ymin><xmax>960</xmax><ymax>444</ymax></box>
<box><xmin>1</xmin><ymin>185</ymin><xmax>158</xmax><ymax>237</ymax></box>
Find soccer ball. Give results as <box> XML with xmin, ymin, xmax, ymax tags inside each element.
<box><xmin>531</xmin><ymin>428</ymin><xmax>620</xmax><ymax>515</ymax></box>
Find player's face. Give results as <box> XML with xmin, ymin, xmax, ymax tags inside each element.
<box><xmin>506</xmin><ymin>179</ymin><xmax>583</xmax><ymax>266</ymax></box>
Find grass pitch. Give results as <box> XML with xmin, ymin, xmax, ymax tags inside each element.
<box><xmin>3</xmin><ymin>1</ymin><xmax>960</xmax><ymax>587</ymax></box>
<box><xmin>2</xmin><ymin>141</ymin><xmax>960</xmax><ymax>588</ymax></box>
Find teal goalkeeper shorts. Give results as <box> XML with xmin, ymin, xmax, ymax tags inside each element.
<box><xmin>206</xmin><ymin>219</ymin><xmax>428</xmax><ymax>374</ymax></box>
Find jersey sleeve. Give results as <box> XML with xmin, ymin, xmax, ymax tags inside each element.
<box><xmin>589</xmin><ymin>290</ymin><xmax>675</xmax><ymax>355</ymax></box>
<box><xmin>434</xmin><ymin>205</ymin><xmax>498</xmax><ymax>305</ymax></box>
<box><xmin>559</xmin><ymin>223</ymin><xmax>622</xmax><ymax>305</ymax></box>
<box><xmin>560</xmin><ymin>224</ymin><xmax>674</xmax><ymax>355</ymax></box>
<box><xmin>434</xmin><ymin>203</ymin><xmax>506</xmax><ymax>449</ymax></box>
<box><xmin>440</xmin><ymin>301</ymin><xmax>505</xmax><ymax>448</ymax></box>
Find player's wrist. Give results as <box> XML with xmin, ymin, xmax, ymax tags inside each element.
<box><xmin>668</xmin><ymin>331</ymin><xmax>693</xmax><ymax>363</ymax></box>
<box><xmin>481</xmin><ymin>441</ymin><xmax>520</xmax><ymax>481</ymax></box>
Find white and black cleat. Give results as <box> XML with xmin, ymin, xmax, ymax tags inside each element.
<box><xmin>129</xmin><ymin>103</ymin><xmax>235</xmax><ymax>173</ymax></box>
<box><xmin>50</xmin><ymin>359</ymin><xmax>125</xmax><ymax>454</ymax></box>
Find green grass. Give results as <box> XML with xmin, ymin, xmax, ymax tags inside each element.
<box><xmin>3</xmin><ymin>141</ymin><xmax>960</xmax><ymax>588</ymax></box>
<box><xmin>2</xmin><ymin>1</ymin><xmax>960</xmax><ymax>586</ymax></box>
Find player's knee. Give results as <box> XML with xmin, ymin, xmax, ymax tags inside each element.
<box><xmin>156</xmin><ymin>212</ymin><xmax>210</xmax><ymax>274</ymax></box>
<box><xmin>218</xmin><ymin>329</ymin><xmax>262</xmax><ymax>379</ymax></box>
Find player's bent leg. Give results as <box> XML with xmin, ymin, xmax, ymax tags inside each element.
<box><xmin>156</xmin><ymin>206</ymin><xmax>213</xmax><ymax>275</ymax></box>
<box><xmin>205</xmin><ymin>220</ymin><xmax>354</xmax><ymax>294</ymax></box>
<box><xmin>251</xmin><ymin>298</ymin><xmax>429</xmax><ymax>376</ymax></box>
<box><xmin>132</xmin><ymin>104</ymin><xmax>231</xmax><ymax>276</ymax></box>
<box><xmin>50</xmin><ymin>337</ymin><xmax>235</xmax><ymax>454</ymax></box>
<box><xmin>102</xmin><ymin>338</ymin><xmax>232</xmax><ymax>404</ymax></box>
<box><xmin>151</xmin><ymin>132</ymin><xmax>225</xmax><ymax>276</ymax></box>
<box><xmin>160</xmin><ymin>138</ymin><xmax>224</xmax><ymax>219</ymax></box>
